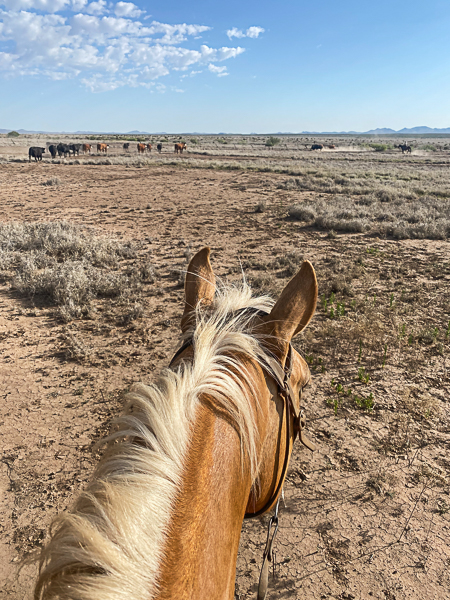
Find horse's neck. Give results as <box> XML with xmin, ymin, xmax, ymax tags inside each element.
<box><xmin>156</xmin><ymin>400</ymin><xmax>254</xmax><ymax>600</ymax></box>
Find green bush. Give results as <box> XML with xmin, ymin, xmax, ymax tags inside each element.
<box><xmin>265</xmin><ymin>136</ymin><xmax>281</xmax><ymax>147</ymax></box>
<box><xmin>7</xmin><ymin>131</ymin><xmax>19</xmax><ymax>137</ymax></box>
<box><xmin>190</xmin><ymin>138</ymin><xmax>198</xmax><ymax>144</ymax></box>
<box><xmin>366</xmin><ymin>143</ymin><xmax>392</xmax><ymax>152</ymax></box>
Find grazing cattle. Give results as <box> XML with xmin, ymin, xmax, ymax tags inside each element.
<box><xmin>147</xmin><ymin>143</ymin><xmax>152</xmax><ymax>152</ymax></box>
<box><xmin>97</xmin><ymin>143</ymin><xmax>109</xmax><ymax>153</ymax></box>
<box><xmin>82</xmin><ymin>144</ymin><xmax>92</xmax><ymax>154</ymax></box>
<box><xmin>29</xmin><ymin>147</ymin><xmax>45</xmax><ymax>162</ymax></box>
<box><xmin>48</xmin><ymin>144</ymin><xmax>58</xmax><ymax>159</ymax></box>
<box><xmin>157</xmin><ymin>143</ymin><xmax>162</xmax><ymax>153</ymax></box>
<box><xmin>175</xmin><ymin>142</ymin><xmax>187</xmax><ymax>154</ymax></box>
<box><xmin>57</xmin><ymin>143</ymin><xmax>71</xmax><ymax>158</ymax></box>
<box><xmin>328</xmin><ymin>145</ymin><xmax>336</xmax><ymax>149</ymax></box>
<box><xmin>70</xmin><ymin>144</ymin><xmax>81</xmax><ymax>156</ymax></box>
<box><xmin>397</xmin><ymin>144</ymin><xmax>412</xmax><ymax>154</ymax></box>
<box><xmin>137</xmin><ymin>143</ymin><xmax>146</xmax><ymax>154</ymax></box>
<box><xmin>123</xmin><ymin>143</ymin><xmax>130</xmax><ymax>151</ymax></box>
<box><xmin>311</xmin><ymin>144</ymin><xmax>324</xmax><ymax>151</ymax></box>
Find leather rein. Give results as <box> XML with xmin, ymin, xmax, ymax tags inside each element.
<box><xmin>169</xmin><ymin>307</ymin><xmax>316</xmax><ymax>600</ymax></box>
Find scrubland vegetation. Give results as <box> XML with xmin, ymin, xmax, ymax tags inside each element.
<box><xmin>0</xmin><ymin>221</ymin><xmax>154</xmax><ymax>323</ymax></box>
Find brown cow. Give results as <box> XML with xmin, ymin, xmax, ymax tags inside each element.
<box><xmin>97</xmin><ymin>143</ymin><xmax>109</xmax><ymax>153</ymax></box>
<box><xmin>147</xmin><ymin>143</ymin><xmax>152</xmax><ymax>152</ymax></box>
<box><xmin>328</xmin><ymin>145</ymin><xmax>336</xmax><ymax>149</ymax></box>
<box><xmin>82</xmin><ymin>144</ymin><xmax>92</xmax><ymax>154</ymax></box>
<box><xmin>137</xmin><ymin>143</ymin><xmax>146</xmax><ymax>154</ymax></box>
<box><xmin>174</xmin><ymin>142</ymin><xmax>187</xmax><ymax>154</ymax></box>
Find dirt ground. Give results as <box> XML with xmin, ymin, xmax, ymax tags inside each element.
<box><xmin>1</xmin><ymin>151</ymin><xmax>449</xmax><ymax>600</ymax></box>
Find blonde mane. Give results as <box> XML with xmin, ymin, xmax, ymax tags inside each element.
<box><xmin>35</xmin><ymin>281</ymin><xmax>275</xmax><ymax>600</ymax></box>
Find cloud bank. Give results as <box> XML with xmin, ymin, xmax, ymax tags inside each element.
<box><xmin>0</xmin><ymin>2</ymin><xmax>254</xmax><ymax>91</ymax></box>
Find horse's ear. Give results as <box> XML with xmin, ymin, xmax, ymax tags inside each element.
<box><xmin>181</xmin><ymin>247</ymin><xmax>216</xmax><ymax>334</ymax></box>
<box><xmin>259</xmin><ymin>261</ymin><xmax>317</xmax><ymax>360</ymax></box>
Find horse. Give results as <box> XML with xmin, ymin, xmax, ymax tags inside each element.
<box><xmin>397</xmin><ymin>144</ymin><xmax>412</xmax><ymax>154</ymax></box>
<box><xmin>34</xmin><ymin>247</ymin><xmax>317</xmax><ymax>600</ymax></box>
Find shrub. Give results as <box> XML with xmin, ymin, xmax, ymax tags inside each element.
<box><xmin>366</xmin><ymin>143</ymin><xmax>392</xmax><ymax>152</ymax></box>
<box><xmin>265</xmin><ymin>136</ymin><xmax>281</xmax><ymax>147</ymax></box>
<box><xmin>7</xmin><ymin>131</ymin><xmax>19</xmax><ymax>137</ymax></box>
<box><xmin>255</xmin><ymin>200</ymin><xmax>267</xmax><ymax>213</ymax></box>
<box><xmin>0</xmin><ymin>222</ymin><xmax>149</xmax><ymax>321</ymax></box>
<box><xmin>42</xmin><ymin>177</ymin><xmax>61</xmax><ymax>187</ymax></box>
<box><xmin>289</xmin><ymin>204</ymin><xmax>316</xmax><ymax>221</ymax></box>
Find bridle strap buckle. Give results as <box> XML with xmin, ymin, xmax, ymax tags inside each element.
<box><xmin>294</xmin><ymin>410</ymin><xmax>317</xmax><ymax>452</ymax></box>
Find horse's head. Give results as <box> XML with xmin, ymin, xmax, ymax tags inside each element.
<box><xmin>181</xmin><ymin>247</ymin><xmax>317</xmax><ymax>518</ymax></box>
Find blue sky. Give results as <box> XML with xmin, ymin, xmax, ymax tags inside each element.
<box><xmin>0</xmin><ymin>0</ymin><xmax>449</xmax><ymax>132</ymax></box>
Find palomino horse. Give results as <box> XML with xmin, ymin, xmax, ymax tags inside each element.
<box><xmin>34</xmin><ymin>248</ymin><xmax>317</xmax><ymax>600</ymax></box>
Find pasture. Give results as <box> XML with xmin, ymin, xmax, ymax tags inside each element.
<box><xmin>0</xmin><ymin>134</ymin><xmax>449</xmax><ymax>600</ymax></box>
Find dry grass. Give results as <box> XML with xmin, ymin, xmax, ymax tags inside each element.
<box><xmin>42</xmin><ymin>177</ymin><xmax>61</xmax><ymax>187</ymax></box>
<box><xmin>0</xmin><ymin>221</ymin><xmax>151</xmax><ymax>322</ymax></box>
<box><xmin>288</xmin><ymin>196</ymin><xmax>450</xmax><ymax>239</ymax></box>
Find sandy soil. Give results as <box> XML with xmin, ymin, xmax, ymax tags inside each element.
<box><xmin>0</xmin><ymin>156</ymin><xmax>449</xmax><ymax>600</ymax></box>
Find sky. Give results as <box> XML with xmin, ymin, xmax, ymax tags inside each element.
<box><xmin>1</xmin><ymin>0</ymin><xmax>450</xmax><ymax>132</ymax></box>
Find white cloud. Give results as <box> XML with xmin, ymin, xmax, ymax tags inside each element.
<box><xmin>200</xmin><ymin>44</ymin><xmax>245</xmax><ymax>62</ymax></box>
<box><xmin>208</xmin><ymin>63</ymin><xmax>227</xmax><ymax>77</ymax></box>
<box><xmin>227</xmin><ymin>25</ymin><xmax>264</xmax><ymax>39</ymax></box>
<box><xmin>0</xmin><ymin>0</ymin><xmax>70</xmax><ymax>11</ymax></box>
<box><xmin>0</xmin><ymin>4</ymin><xmax>251</xmax><ymax>90</ymax></box>
<box><xmin>84</xmin><ymin>0</ymin><xmax>107</xmax><ymax>15</ymax></box>
<box><xmin>114</xmin><ymin>1</ymin><xmax>142</xmax><ymax>18</ymax></box>
<box><xmin>71</xmin><ymin>0</ymin><xmax>87</xmax><ymax>10</ymax></box>
<box><xmin>246</xmin><ymin>26</ymin><xmax>264</xmax><ymax>38</ymax></box>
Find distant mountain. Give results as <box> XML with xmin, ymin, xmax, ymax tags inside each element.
<box><xmin>301</xmin><ymin>130</ymin><xmax>359</xmax><ymax>135</ymax></box>
<box><xmin>3</xmin><ymin>126</ymin><xmax>450</xmax><ymax>135</ymax></box>
<box><xmin>364</xmin><ymin>128</ymin><xmax>397</xmax><ymax>134</ymax></box>
<box><xmin>0</xmin><ymin>128</ymin><xmax>52</xmax><ymax>134</ymax></box>
<box><xmin>396</xmin><ymin>126</ymin><xmax>450</xmax><ymax>134</ymax></box>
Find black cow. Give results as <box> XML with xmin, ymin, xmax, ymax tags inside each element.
<box><xmin>57</xmin><ymin>143</ymin><xmax>71</xmax><ymax>157</ymax></box>
<box><xmin>69</xmin><ymin>143</ymin><xmax>81</xmax><ymax>156</ymax></box>
<box><xmin>123</xmin><ymin>143</ymin><xmax>130</xmax><ymax>151</ymax></box>
<box><xmin>311</xmin><ymin>144</ymin><xmax>324</xmax><ymax>150</ymax></box>
<box><xmin>29</xmin><ymin>147</ymin><xmax>45</xmax><ymax>162</ymax></box>
<box><xmin>48</xmin><ymin>144</ymin><xmax>58</xmax><ymax>158</ymax></box>
<box><xmin>157</xmin><ymin>143</ymin><xmax>162</xmax><ymax>153</ymax></box>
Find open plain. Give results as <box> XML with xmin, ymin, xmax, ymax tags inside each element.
<box><xmin>1</xmin><ymin>134</ymin><xmax>449</xmax><ymax>600</ymax></box>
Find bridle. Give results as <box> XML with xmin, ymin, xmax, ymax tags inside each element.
<box><xmin>169</xmin><ymin>307</ymin><xmax>316</xmax><ymax>600</ymax></box>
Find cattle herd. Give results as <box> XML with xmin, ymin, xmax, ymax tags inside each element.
<box><xmin>28</xmin><ymin>141</ymin><xmax>187</xmax><ymax>161</ymax></box>
<box><xmin>26</xmin><ymin>140</ymin><xmax>415</xmax><ymax>162</ymax></box>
